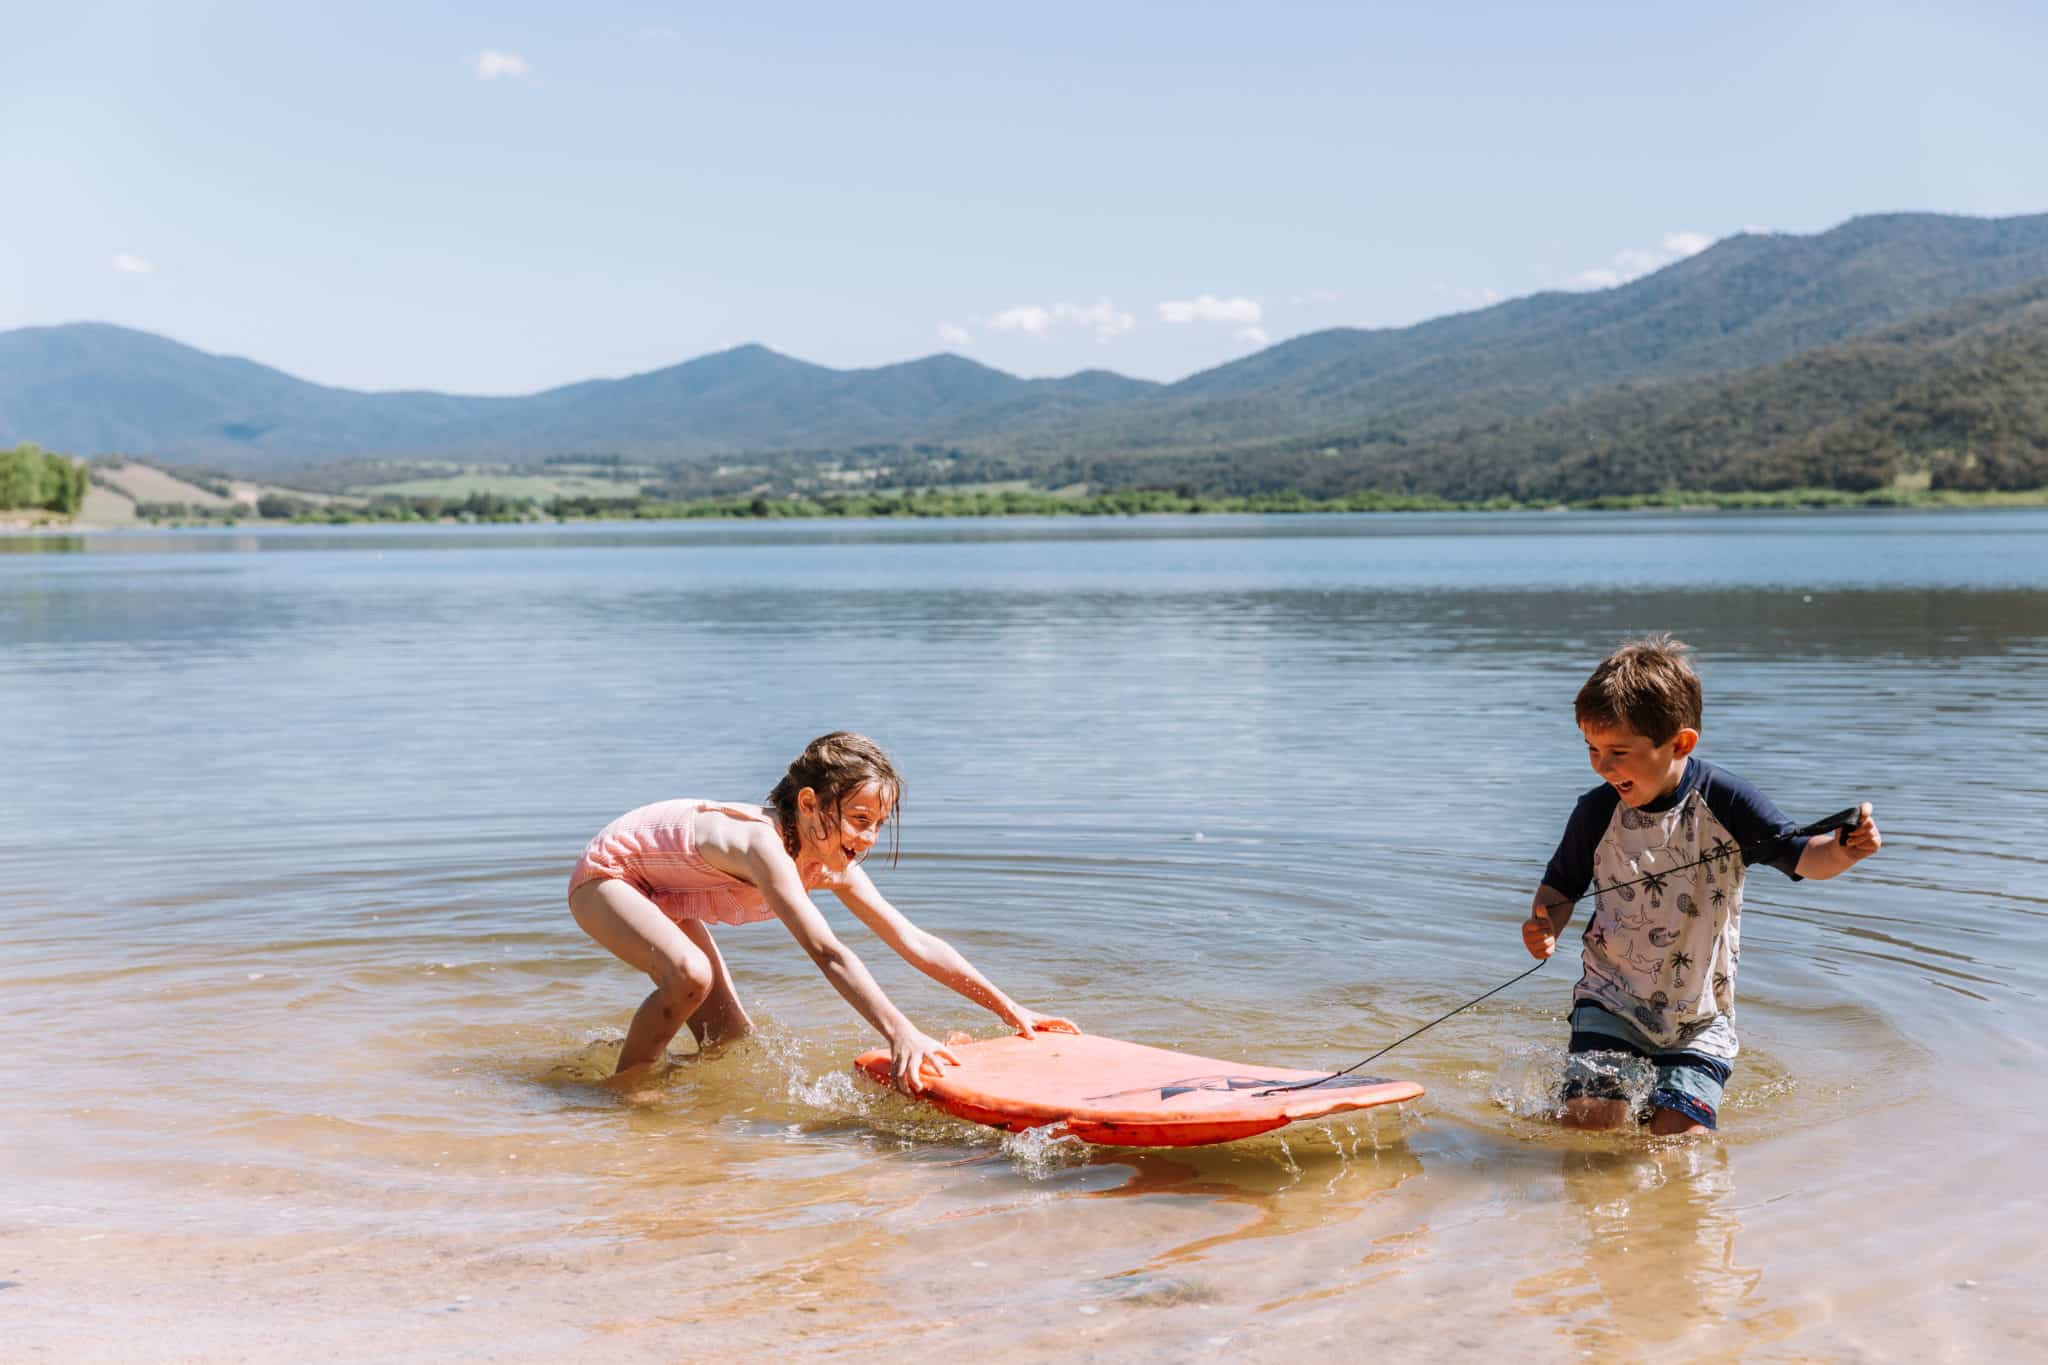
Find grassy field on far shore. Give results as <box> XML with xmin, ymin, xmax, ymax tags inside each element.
<box><xmin>347</xmin><ymin>471</ymin><xmax>649</xmax><ymax>501</ymax></box>
<box><xmin>13</xmin><ymin>464</ymin><xmax>2048</xmax><ymax>532</ymax></box>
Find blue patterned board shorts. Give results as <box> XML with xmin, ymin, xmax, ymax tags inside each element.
<box><xmin>1563</xmin><ymin>1002</ymin><xmax>1731</xmax><ymax>1130</ymax></box>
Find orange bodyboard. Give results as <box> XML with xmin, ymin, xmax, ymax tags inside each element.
<box><xmin>852</xmin><ymin>1031</ymin><xmax>1422</xmax><ymax>1147</ymax></box>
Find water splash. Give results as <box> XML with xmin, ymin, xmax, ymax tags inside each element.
<box><xmin>1489</xmin><ymin>1042</ymin><xmax>1656</xmax><ymax>1121</ymax></box>
<box><xmin>738</xmin><ymin>1026</ymin><xmax>1104</xmax><ymax>1170</ymax></box>
<box><xmin>997</xmin><ymin>1123</ymin><xmax>1093</xmax><ymax>1176</ymax></box>
<box><xmin>740</xmin><ymin>1027</ymin><xmax>1002</xmax><ymax>1147</ymax></box>
<box><xmin>1273</xmin><ymin>1133</ymin><xmax>1301</xmax><ymax>1179</ymax></box>
<box><xmin>1307</xmin><ymin>1108</ymin><xmax>1408</xmax><ymax>1158</ymax></box>
<box><xmin>782</xmin><ymin>1061</ymin><xmax>868</xmax><ymax>1116</ymax></box>
<box><xmin>536</xmin><ymin>1026</ymin><xmax>632</xmax><ymax>1084</ymax></box>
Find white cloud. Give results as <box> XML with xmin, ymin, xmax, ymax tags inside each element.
<box><xmin>1569</xmin><ymin>230</ymin><xmax>1715</xmax><ymax>291</ymax></box>
<box><xmin>1159</xmin><ymin>294</ymin><xmax>1262</xmax><ymax>325</ymax></box>
<box><xmin>937</xmin><ymin>322</ymin><xmax>972</xmax><ymax>347</ymax></box>
<box><xmin>111</xmin><ymin>253</ymin><xmax>155</xmax><ymax>274</ymax></box>
<box><xmin>1066</xmin><ymin>300</ymin><xmax>1136</xmax><ymax>339</ymax></box>
<box><xmin>986</xmin><ymin>299</ymin><xmax>1135</xmax><ymax>342</ymax></box>
<box><xmin>1235</xmin><ymin>326</ymin><xmax>1270</xmax><ymax>347</ymax></box>
<box><xmin>473</xmin><ymin>50</ymin><xmax>531</xmax><ymax>80</ymax></box>
<box><xmin>988</xmin><ymin>304</ymin><xmax>1052</xmax><ymax>335</ymax></box>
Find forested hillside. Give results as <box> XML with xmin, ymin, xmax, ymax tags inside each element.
<box><xmin>930</xmin><ymin>281</ymin><xmax>2048</xmax><ymax>500</ymax></box>
<box><xmin>3</xmin><ymin>212</ymin><xmax>2045</xmax><ymax>501</ymax></box>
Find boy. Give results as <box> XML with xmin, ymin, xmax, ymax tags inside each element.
<box><xmin>1520</xmin><ymin>635</ymin><xmax>1881</xmax><ymax>1135</ymax></box>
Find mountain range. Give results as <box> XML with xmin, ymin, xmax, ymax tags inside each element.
<box><xmin>967</xmin><ymin>274</ymin><xmax>2048</xmax><ymax>502</ymax></box>
<box><xmin>4</xmin><ymin>210</ymin><xmax>2046</xmax><ymax>498</ymax></box>
<box><xmin>0</xmin><ymin>325</ymin><xmax>1159</xmax><ymax>467</ymax></box>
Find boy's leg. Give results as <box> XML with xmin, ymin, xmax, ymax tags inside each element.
<box><xmin>1559</xmin><ymin>1096</ymin><xmax>1634</xmax><ymax>1129</ymax></box>
<box><xmin>1644</xmin><ymin>1055</ymin><xmax>1727</xmax><ymax>1136</ymax></box>
<box><xmin>1563</xmin><ymin>1081</ymin><xmax>1718</xmax><ymax>1134</ymax></box>
<box><xmin>569</xmin><ymin>879</ymin><xmax>715</xmax><ymax>1076</ymax></box>
<box><xmin>1559</xmin><ymin>1003</ymin><xmax>1651</xmax><ymax>1129</ymax></box>
<box><xmin>1560</xmin><ymin>1007</ymin><xmax>1727</xmax><ymax>1134</ymax></box>
<box><xmin>1647</xmin><ymin>1106</ymin><xmax>1710</xmax><ymax>1136</ymax></box>
<box><xmin>677</xmin><ymin>919</ymin><xmax>755</xmax><ymax>1048</ymax></box>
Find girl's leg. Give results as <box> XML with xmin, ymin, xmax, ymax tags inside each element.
<box><xmin>676</xmin><ymin>920</ymin><xmax>755</xmax><ymax>1048</ymax></box>
<box><xmin>569</xmin><ymin>879</ymin><xmax>715</xmax><ymax>1077</ymax></box>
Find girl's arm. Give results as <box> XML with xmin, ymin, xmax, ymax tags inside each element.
<box><xmin>729</xmin><ymin>827</ymin><xmax>960</xmax><ymax>1093</ymax></box>
<box><xmin>834</xmin><ymin>866</ymin><xmax>1077</xmax><ymax>1036</ymax></box>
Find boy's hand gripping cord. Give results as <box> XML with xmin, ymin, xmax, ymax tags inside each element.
<box><xmin>1255</xmin><ymin>807</ymin><xmax>1865</xmax><ymax>1096</ymax></box>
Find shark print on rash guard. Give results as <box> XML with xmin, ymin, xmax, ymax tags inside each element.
<box><xmin>1543</xmin><ymin>759</ymin><xmax>1808</xmax><ymax>1061</ymax></box>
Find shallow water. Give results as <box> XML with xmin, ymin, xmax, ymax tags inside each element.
<box><xmin>3</xmin><ymin>510</ymin><xmax>2045</xmax><ymax>1360</ymax></box>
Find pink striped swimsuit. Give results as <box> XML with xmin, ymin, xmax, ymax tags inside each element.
<box><xmin>568</xmin><ymin>799</ymin><xmax>817</xmax><ymax>927</ymax></box>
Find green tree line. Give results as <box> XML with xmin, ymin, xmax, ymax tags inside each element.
<box><xmin>0</xmin><ymin>444</ymin><xmax>89</xmax><ymax>515</ymax></box>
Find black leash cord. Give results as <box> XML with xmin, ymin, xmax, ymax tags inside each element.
<box><xmin>1255</xmin><ymin>805</ymin><xmax>1863</xmax><ymax>1096</ymax></box>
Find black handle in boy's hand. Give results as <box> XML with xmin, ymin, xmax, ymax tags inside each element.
<box><xmin>1795</xmin><ymin>806</ymin><xmax>1863</xmax><ymax>839</ymax></box>
<box><xmin>1792</xmin><ymin>801</ymin><xmax>1881</xmax><ymax>865</ymax></box>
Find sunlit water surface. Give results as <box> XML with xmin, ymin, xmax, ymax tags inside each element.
<box><xmin>3</xmin><ymin>511</ymin><xmax>2045</xmax><ymax>1361</ymax></box>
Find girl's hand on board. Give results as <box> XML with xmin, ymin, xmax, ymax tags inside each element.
<box><xmin>889</xmin><ymin>1028</ymin><xmax>962</xmax><ymax>1095</ymax></box>
<box><xmin>1004</xmin><ymin>1006</ymin><xmax>1080</xmax><ymax>1038</ymax></box>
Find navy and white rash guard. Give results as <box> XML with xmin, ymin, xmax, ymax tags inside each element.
<box><xmin>1542</xmin><ymin>758</ymin><xmax>1807</xmax><ymax>1060</ymax></box>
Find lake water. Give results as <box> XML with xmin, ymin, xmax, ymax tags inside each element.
<box><xmin>3</xmin><ymin>510</ymin><xmax>2044</xmax><ymax>1361</ymax></box>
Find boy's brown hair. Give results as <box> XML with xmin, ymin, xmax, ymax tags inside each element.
<box><xmin>1574</xmin><ymin>634</ymin><xmax>1703</xmax><ymax>744</ymax></box>
<box><xmin>767</xmin><ymin>731</ymin><xmax>902</xmax><ymax>865</ymax></box>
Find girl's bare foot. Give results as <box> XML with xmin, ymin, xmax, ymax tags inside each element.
<box><xmin>600</xmin><ymin>1062</ymin><xmax>665</xmax><ymax>1106</ymax></box>
<box><xmin>688</xmin><ymin>1002</ymin><xmax>756</xmax><ymax>1053</ymax></box>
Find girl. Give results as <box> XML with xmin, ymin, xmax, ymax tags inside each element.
<box><xmin>568</xmin><ymin>731</ymin><xmax>1075</xmax><ymax>1094</ymax></box>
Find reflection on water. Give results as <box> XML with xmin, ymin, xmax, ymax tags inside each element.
<box><xmin>0</xmin><ymin>533</ymin><xmax>89</xmax><ymax>554</ymax></box>
<box><xmin>1099</xmin><ymin>1130</ymin><xmax>1427</xmax><ymax>1267</ymax></box>
<box><xmin>1527</xmin><ymin>1145</ymin><xmax>1780</xmax><ymax>1356</ymax></box>
<box><xmin>4</xmin><ymin>511</ymin><xmax>2047</xmax><ymax>1358</ymax></box>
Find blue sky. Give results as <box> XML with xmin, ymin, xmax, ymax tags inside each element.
<box><xmin>3</xmin><ymin>1</ymin><xmax>2044</xmax><ymax>394</ymax></box>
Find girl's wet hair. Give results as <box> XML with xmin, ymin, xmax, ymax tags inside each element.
<box><xmin>1575</xmin><ymin>633</ymin><xmax>1703</xmax><ymax>744</ymax></box>
<box><xmin>766</xmin><ymin>731</ymin><xmax>902</xmax><ymax>865</ymax></box>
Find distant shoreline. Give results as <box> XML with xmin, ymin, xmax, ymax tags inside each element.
<box><xmin>10</xmin><ymin>484</ymin><xmax>2048</xmax><ymax>534</ymax></box>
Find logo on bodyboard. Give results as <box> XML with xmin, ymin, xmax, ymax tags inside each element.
<box><xmin>1084</xmin><ymin>1073</ymin><xmax>1394</xmax><ymax>1102</ymax></box>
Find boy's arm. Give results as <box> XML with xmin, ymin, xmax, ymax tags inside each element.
<box><xmin>833</xmin><ymin>866</ymin><xmax>1078</xmax><ymax>1036</ymax></box>
<box><xmin>1526</xmin><ymin>789</ymin><xmax>1611</xmax><ymax>960</ymax></box>
<box><xmin>1522</xmin><ymin>884</ymin><xmax>1576</xmax><ymax>960</ymax></box>
<box><xmin>1794</xmin><ymin>802</ymin><xmax>1881</xmax><ymax>880</ymax></box>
